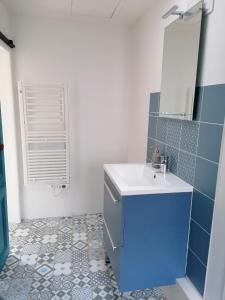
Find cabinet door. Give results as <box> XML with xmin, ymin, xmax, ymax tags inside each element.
<box><xmin>0</xmin><ymin>187</ymin><xmax>8</xmax><ymax>270</ymax></box>
<box><xmin>104</xmin><ymin>176</ymin><xmax>123</xmax><ymax>247</ymax></box>
<box><xmin>0</xmin><ymin>110</ymin><xmax>8</xmax><ymax>270</ymax></box>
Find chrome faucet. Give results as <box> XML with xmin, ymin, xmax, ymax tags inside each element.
<box><xmin>152</xmin><ymin>155</ymin><xmax>168</xmax><ymax>174</ymax></box>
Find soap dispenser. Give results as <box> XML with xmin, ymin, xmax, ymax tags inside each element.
<box><xmin>152</xmin><ymin>146</ymin><xmax>161</xmax><ymax>169</ymax></box>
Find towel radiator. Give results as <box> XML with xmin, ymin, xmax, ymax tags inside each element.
<box><xmin>18</xmin><ymin>82</ymin><xmax>69</xmax><ymax>186</ymax></box>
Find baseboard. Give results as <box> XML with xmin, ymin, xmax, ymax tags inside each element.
<box><xmin>177</xmin><ymin>277</ymin><xmax>203</xmax><ymax>300</ymax></box>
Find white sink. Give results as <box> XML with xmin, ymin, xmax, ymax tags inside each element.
<box><xmin>104</xmin><ymin>164</ymin><xmax>193</xmax><ymax>196</ymax></box>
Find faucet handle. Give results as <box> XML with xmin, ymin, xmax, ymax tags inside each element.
<box><xmin>160</xmin><ymin>155</ymin><xmax>169</xmax><ymax>171</ymax></box>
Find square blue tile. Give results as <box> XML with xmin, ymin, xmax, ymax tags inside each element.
<box><xmin>194</xmin><ymin>157</ymin><xmax>218</xmax><ymax>199</ymax></box>
<box><xmin>180</xmin><ymin>121</ymin><xmax>199</xmax><ymax>154</ymax></box>
<box><xmin>149</xmin><ymin>93</ymin><xmax>160</xmax><ymax>114</ymax></box>
<box><xmin>186</xmin><ymin>250</ymin><xmax>206</xmax><ymax>296</ymax></box>
<box><xmin>148</xmin><ymin>116</ymin><xmax>157</xmax><ymax>139</ymax></box>
<box><xmin>165</xmin><ymin>145</ymin><xmax>178</xmax><ymax>174</ymax></box>
<box><xmin>197</xmin><ymin>123</ymin><xmax>223</xmax><ymax>163</ymax></box>
<box><xmin>166</xmin><ymin>119</ymin><xmax>182</xmax><ymax>148</ymax></box>
<box><xmin>147</xmin><ymin>138</ymin><xmax>155</xmax><ymax>162</ymax></box>
<box><xmin>189</xmin><ymin>220</ymin><xmax>210</xmax><ymax>266</ymax></box>
<box><xmin>191</xmin><ymin>189</ymin><xmax>214</xmax><ymax>234</ymax></box>
<box><xmin>177</xmin><ymin>151</ymin><xmax>196</xmax><ymax>185</ymax></box>
<box><xmin>201</xmin><ymin>84</ymin><xmax>225</xmax><ymax>124</ymax></box>
<box><xmin>156</xmin><ymin>118</ymin><xmax>167</xmax><ymax>142</ymax></box>
<box><xmin>193</xmin><ymin>87</ymin><xmax>204</xmax><ymax>121</ymax></box>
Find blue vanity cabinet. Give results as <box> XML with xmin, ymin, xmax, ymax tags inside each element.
<box><xmin>103</xmin><ymin>174</ymin><xmax>192</xmax><ymax>292</ymax></box>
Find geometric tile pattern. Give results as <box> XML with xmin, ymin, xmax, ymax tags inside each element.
<box><xmin>147</xmin><ymin>84</ymin><xmax>225</xmax><ymax>296</ymax></box>
<box><xmin>0</xmin><ymin>214</ymin><xmax>167</xmax><ymax>300</ymax></box>
<box><xmin>166</xmin><ymin>119</ymin><xmax>182</xmax><ymax>148</ymax></box>
<box><xmin>180</xmin><ymin>121</ymin><xmax>199</xmax><ymax>154</ymax></box>
<box><xmin>177</xmin><ymin>151</ymin><xmax>196</xmax><ymax>185</ymax></box>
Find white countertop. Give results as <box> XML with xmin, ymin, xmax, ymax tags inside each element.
<box><xmin>104</xmin><ymin>163</ymin><xmax>193</xmax><ymax>196</ymax></box>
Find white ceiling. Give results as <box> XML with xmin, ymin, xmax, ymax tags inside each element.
<box><xmin>2</xmin><ymin>0</ymin><xmax>154</xmax><ymax>25</ymax></box>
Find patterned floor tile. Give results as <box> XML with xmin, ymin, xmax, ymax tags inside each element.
<box><xmin>91</xmin><ymin>271</ymin><xmax>111</xmax><ymax>286</ymax></box>
<box><xmin>93</xmin><ymin>286</ymin><xmax>115</xmax><ymax>300</ymax></box>
<box><xmin>72</xmin><ymin>250</ymin><xmax>88</xmax><ymax>263</ymax></box>
<box><xmin>31</xmin><ymin>275</ymin><xmax>52</xmax><ymax>292</ymax></box>
<box><xmin>73</xmin><ymin>232</ymin><xmax>88</xmax><ymax>242</ymax></box>
<box><xmin>0</xmin><ymin>214</ymin><xmax>185</xmax><ymax>300</ymax></box>
<box><xmin>51</xmin><ymin>291</ymin><xmax>71</xmax><ymax>300</ymax></box>
<box><xmin>88</xmin><ymin>231</ymin><xmax>103</xmax><ymax>241</ymax></box>
<box><xmin>50</xmin><ymin>275</ymin><xmax>74</xmax><ymax>292</ymax></box>
<box><xmin>89</xmin><ymin>260</ymin><xmax>107</xmax><ymax>273</ymax></box>
<box><xmin>22</xmin><ymin>243</ymin><xmax>41</xmax><ymax>255</ymax></box>
<box><xmin>57</xmin><ymin>233</ymin><xmax>72</xmax><ymax>244</ymax></box>
<box><xmin>8</xmin><ymin>278</ymin><xmax>32</xmax><ymax>295</ymax></box>
<box><xmin>53</xmin><ymin>262</ymin><xmax>72</xmax><ymax>276</ymax></box>
<box><xmin>29</xmin><ymin>291</ymin><xmax>52</xmax><ymax>300</ymax></box>
<box><xmin>10</xmin><ymin>245</ymin><xmax>23</xmax><ymax>258</ymax></box>
<box><xmin>73</xmin><ymin>223</ymin><xmax>87</xmax><ymax>233</ymax></box>
<box><xmin>71</xmin><ymin>287</ymin><xmax>93</xmax><ymax>300</ymax></box>
<box><xmin>72</xmin><ymin>273</ymin><xmax>92</xmax><ymax>288</ymax></box>
<box><xmin>54</xmin><ymin>250</ymin><xmax>72</xmax><ymax>263</ymax></box>
<box><xmin>36</xmin><ymin>253</ymin><xmax>55</xmax><ymax>266</ymax></box>
<box><xmin>72</xmin><ymin>260</ymin><xmax>90</xmax><ymax>274</ymax></box>
<box><xmin>5</xmin><ymin>255</ymin><xmax>19</xmax><ymax>267</ymax></box>
<box><xmin>73</xmin><ymin>241</ymin><xmax>88</xmax><ymax>251</ymax></box>
<box><xmin>89</xmin><ymin>247</ymin><xmax>105</xmax><ymax>261</ymax></box>
<box><xmin>36</xmin><ymin>264</ymin><xmax>53</xmax><ymax>277</ymax></box>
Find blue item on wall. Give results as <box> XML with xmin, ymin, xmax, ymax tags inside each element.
<box><xmin>0</xmin><ymin>110</ymin><xmax>9</xmax><ymax>270</ymax></box>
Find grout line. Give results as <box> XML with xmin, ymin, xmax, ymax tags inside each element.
<box><xmin>150</xmin><ymin>137</ymin><xmax>219</xmax><ymax>165</ymax></box>
<box><xmin>196</xmin><ymin>155</ymin><xmax>219</xmax><ymax>165</ymax></box>
<box><xmin>200</xmin><ymin>121</ymin><xmax>224</xmax><ymax>126</ymax></box>
<box><xmin>185</xmin><ymin>188</ymin><xmax>194</xmax><ymax>273</ymax></box>
<box><xmin>189</xmin><ymin>247</ymin><xmax>207</xmax><ymax>269</ymax></box>
<box><xmin>148</xmin><ymin>114</ymin><xmax>224</xmax><ymax>127</ymax></box>
<box><xmin>191</xmin><ymin>218</ymin><xmax>210</xmax><ymax>236</ymax></box>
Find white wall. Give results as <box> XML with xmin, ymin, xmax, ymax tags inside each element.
<box><xmin>0</xmin><ymin>1</ymin><xmax>11</xmax><ymax>36</ymax></box>
<box><xmin>12</xmin><ymin>16</ymin><xmax>130</xmax><ymax>219</ymax></box>
<box><xmin>0</xmin><ymin>1</ymin><xmax>21</xmax><ymax>223</ymax></box>
<box><xmin>127</xmin><ymin>0</ymin><xmax>186</xmax><ymax>162</ymax></box>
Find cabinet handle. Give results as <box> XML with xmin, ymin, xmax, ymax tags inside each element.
<box><xmin>104</xmin><ymin>182</ymin><xmax>119</xmax><ymax>203</ymax></box>
<box><xmin>103</xmin><ymin>217</ymin><xmax>118</xmax><ymax>251</ymax></box>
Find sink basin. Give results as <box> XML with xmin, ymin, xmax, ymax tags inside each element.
<box><xmin>104</xmin><ymin>164</ymin><xmax>193</xmax><ymax>196</ymax></box>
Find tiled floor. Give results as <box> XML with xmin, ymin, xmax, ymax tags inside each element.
<box><xmin>0</xmin><ymin>214</ymin><xmax>189</xmax><ymax>300</ymax></box>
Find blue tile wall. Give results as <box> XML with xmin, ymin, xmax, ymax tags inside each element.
<box><xmin>147</xmin><ymin>84</ymin><xmax>225</xmax><ymax>295</ymax></box>
<box><xmin>186</xmin><ymin>250</ymin><xmax>206</xmax><ymax>295</ymax></box>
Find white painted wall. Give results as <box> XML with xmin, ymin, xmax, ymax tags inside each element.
<box><xmin>0</xmin><ymin>1</ymin><xmax>11</xmax><ymax>36</ymax></box>
<box><xmin>0</xmin><ymin>1</ymin><xmax>21</xmax><ymax>223</ymax></box>
<box><xmin>127</xmin><ymin>0</ymin><xmax>186</xmax><ymax>162</ymax></box>
<box><xmin>12</xmin><ymin>16</ymin><xmax>130</xmax><ymax>219</ymax></box>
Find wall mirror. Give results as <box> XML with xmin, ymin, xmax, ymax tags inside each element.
<box><xmin>160</xmin><ymin>1</ymin><xmax>203</xmax><ymax>120</ymax></box>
